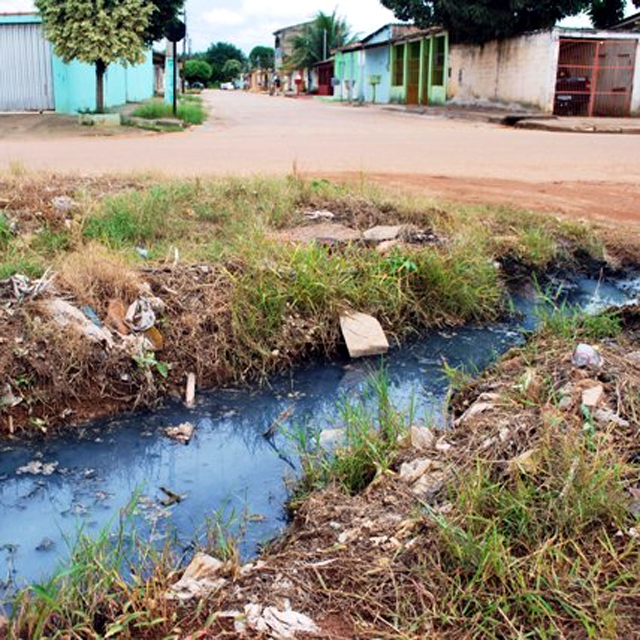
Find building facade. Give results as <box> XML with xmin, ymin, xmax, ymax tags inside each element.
<box><xmin>448</xmin><ymin>27</ymin><xmax>640</xmax><ymax>116</ymax></box>
<box><xmin>0</xmin><ymin>13</ymin><xmax>154</xmax><ymax>114</ymax></box>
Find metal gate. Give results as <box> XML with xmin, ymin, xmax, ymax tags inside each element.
<box><xmin>554</xmin><ymin>38</ymin><xmax>637</xmax><ymax>117</ymax></box>
<box><xmin>0</xmin><ymin>23</ymin><xmax>54</xmax><ymax>112</ymax></box>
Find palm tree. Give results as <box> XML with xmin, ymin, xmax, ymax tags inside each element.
<box><xmin>289</xmin><ymin>10</ymin><xmax>353</xmax><ymax>70</ymax></box>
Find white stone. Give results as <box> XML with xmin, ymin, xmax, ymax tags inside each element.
<box><xmin>319</xmin><ymin>428</ymin><xmax>346</xmax><ymax>448</ymax></box>
<box><xmin>363</xmin><ymin>225</ymin><xmax>405</xmax><ymax>242</ymax></box>
<box><xmin>412</xmin><ymin>471</ymin><xmax>446</xmax><ymax>498</ymax></box>
<box><xmin>340</xmin><ymin>311</ymin><xmax>389</xmax><ymax>358</ymax></box>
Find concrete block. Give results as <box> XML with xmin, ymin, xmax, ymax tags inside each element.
<box><xmin>340</xmin><ymin>311</ymin><xmax>389</xmax><ymax>358</ymax></box>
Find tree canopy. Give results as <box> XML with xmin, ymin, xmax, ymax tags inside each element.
<box><xmin>380</xmin><ymin>0</ymin><xmax>640</xmax><ymax>43</ymax></box>
<box><xmin>184</xmin><ymin>59</ymin><xmax>212</xmax><ymax>84</ymax></box>
<box><xmin>249</xmin><ymin>46</ymin><xmax>275</xmax><ymax>70</ymax></box>
<box><xmin>200</xmin><ymin>42</ymin><xmax>246</xmax><ymax>83</ymax></box>
<box><xmin>145</xmin><ymin>0</ymin><xmax>184</xmax><ymax>45</ymax></box>
<box><xmin>289</xmin><ymin>11</ymin><xmax>353</xmax><ymax>70</ymax></box>
<box><xmin>35</xmin><ymin>0</ymin><xmax>153</xmax><ymax>112</ymax></box>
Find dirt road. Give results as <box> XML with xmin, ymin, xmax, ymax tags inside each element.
<box><xmin>2</xmin><ymin>91</ymin><xmax>639</xmax><ymax>222</ymax></box>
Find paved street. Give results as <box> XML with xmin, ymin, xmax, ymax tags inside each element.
<box><xmin>2</xmin><ymin>91</ymin><xmax>640</xmax><ymax>222</ymax></box>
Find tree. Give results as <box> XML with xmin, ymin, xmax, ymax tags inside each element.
<box><xmin>589</xmin><ymin>0</ymin><xmax>638</xmax><ymax>28</ymax></box>
<box><xmin>222</xmin><ymin>59</ymin><xmax>243</xmax><ymax>82</ymax></box>
<box><xmin>36</xmin><ymin>0</ymin><xmax>153</xmax><ymax>113</ymax></box>
<box><xmin>184</xmin><ymin>59</ymin><xmax>212</xmax><ymax>84</ymax></box>
<box><xmin>289</xmin><ymin>11</ymin><xmax>353</xmax><ymax>70</ymax></box>
<box><xmin>145</xmin><ymin>0</ymin><xmax>183</xmax><ymax>45</ymax></box>
<box><xmin>249</xmin><ymin>45</ymin><xmax>275</xmax><ymax>70</ymax></box>
<box><xmin>203</xmin><ymin>42</ymin><xmax>246</xmax><ymax>83</ymax></box>
<box><xmin>380</xmin><ymin>0</ymin><xmax>639</xmax><ymax>44</ymax></box>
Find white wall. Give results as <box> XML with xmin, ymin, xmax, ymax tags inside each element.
<box><xmin>632</xmin><ymin>43</ymin><xmax>640</xmax><ymax>115</ymax></box>
<box><xmin>448</xmin><ymin>30</ymin><xmax>559</xmax><ymax>112</ymax></box>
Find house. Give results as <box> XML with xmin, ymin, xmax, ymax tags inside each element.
<box><xmin>612</xmin><ymin>11</ymin><xmax>640</xmax><ymax>32</ymax></box>
<box><xmin>447</xmin><ymin>27</ymin><xmax>640</xmax><ymax>116</ymax></box>
<box><xmin>274</xmin><ymin>21</ymin><xmax>313</xmax><ymax>92</ymax></box>
<box><xmin>333</xmin><ymin>24</ymin><xmax>449</xmax><ymax>106</ymax></box>
<box><xmin>0</xmin><ymin>12</ymin><xmax>155</xmax><ymax>114</ymax></box>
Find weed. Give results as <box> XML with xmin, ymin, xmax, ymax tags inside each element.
<box><xmin>289</xmin><ymin>371</ymin><xmax>410</xmax><ymax>497</ymax></box>
<box><xmin>0</xmin><ymin>214</ymin><xmax>11</xmax><ymax>250</ymax></box>
<box><xmin>131</xmin><ymin>99</ymin><xmax>206</xmax><ymax>125</ymax></box>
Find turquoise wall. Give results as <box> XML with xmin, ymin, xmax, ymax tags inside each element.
<box><xmin>1</xmin><ymin>13</ymin><xmax>154</xmax><ymax>114</ymax></box>
<box><xmin>52</xmin><ymin>51</ymin><xmax>154</xmax><ymax>114</ymax></box>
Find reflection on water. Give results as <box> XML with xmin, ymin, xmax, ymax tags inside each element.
<box><xmin>0</xmin><ymin>276</ymin><xmax>638</xmax><ymax>600</ymax></box>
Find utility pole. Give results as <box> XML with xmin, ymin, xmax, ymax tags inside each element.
<box><xmin>181</xmin><ymin>9</ymin><xmax>187</xmax><ymax>93</ymax></box>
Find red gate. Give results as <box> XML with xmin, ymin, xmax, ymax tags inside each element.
<box><xmin>554</xmin><ymin>38</ymin><xmax>637</xmax><ymax>117</ymax></box>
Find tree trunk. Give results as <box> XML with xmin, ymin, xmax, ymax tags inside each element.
<box><xmin>96</xmin><ymin>60</ymin><xmax>106</xmax><ymax>114</ymax></box>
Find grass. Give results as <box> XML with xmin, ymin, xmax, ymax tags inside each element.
<box><xmin>130</xmin><ymin>98</ymin><xmax>206</xmax><ymax>125</ymax></box>
<box><xmin>0</xmin><ymin>173</ymin><xmax>611</xmax><ymax>436</ymax></box>
<box><xmin>287</xmin><ymin>371</ymin><xmax>411</xmax><ymax>498</ymax></box>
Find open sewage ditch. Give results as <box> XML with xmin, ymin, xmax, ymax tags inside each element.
<box><xmin>4</xmin><ymin>177</ymin><xmax>640</xmax><ymax>636</ymax></box>
<box><xmin>1</xmin><ymin>274</ymin><xmax>639</xmax><ymax>602</ymax></box>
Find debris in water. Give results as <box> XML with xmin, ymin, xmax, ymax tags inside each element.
<box><xmin>263</xmin><ymin>405</ymin><xmax>294</xmax><ymax>438</ymax></box>
<box><xmin>165</xmin><ymin>422</ymin><xmax>195</xmax><ymax>444</ymax></box>
<box><xmin>159</xmin><ymin>486</ymin><xmax>184</xmax><ymax>507</ymax></box>
<box><xmin>35</xmin><ymin>537</ymin><xmax>56</xmax><ymax>552</ymax></box>
<box><xmin>340</xmin><ymin>311</ymin><xmax>389</xmax><ymax>358</ymax></box>
<box><xmin>17</xmin><ymin>460</ymin><xmax>58</xmax><ymax>476</ymax></box>
<box><xmin>165</xmin><ymin>552</ymin><xmax>227</xmax><ymax>601</ymax></box>
<box><xmin>185</xmin><ymin>373</ymin><xmax>196</xmax><ymax>408</ymax></box>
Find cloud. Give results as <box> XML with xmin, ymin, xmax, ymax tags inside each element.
<box><xmin>0</xmin><ymin>0</ymin><xmax>35</xmax><ymax>12</ymax></box>
<box><xmin>202</xmin><ymin>8</ymin><xmax>245</xmax><ymax>28</ymax></box>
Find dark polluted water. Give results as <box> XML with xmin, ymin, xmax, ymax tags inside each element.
<box><xmin>0</xmin><ymin>276</ymin><xmax>638</xmax><ymax>601</ymax></box>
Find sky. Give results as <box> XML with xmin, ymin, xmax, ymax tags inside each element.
<box><xmin>0</xmin><ymin>0</ymin><xmax>638</xmax><ymax>54</ymax></box>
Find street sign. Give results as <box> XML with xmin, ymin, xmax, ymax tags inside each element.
<box><xmin>166</xmin><ymin>20</ymin><xmax>186</xmax><ymax>42</ymax></box>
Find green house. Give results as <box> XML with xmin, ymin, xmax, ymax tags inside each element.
<box><xmin>389</xmin><ymin>29</ymin><xmax>449</xmax><ymax>106</ymax></box>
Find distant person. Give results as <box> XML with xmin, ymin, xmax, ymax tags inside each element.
<box><xmin>273</xmin><ymin>74</ymin><xmax>282</xmax><ymax>96</ymax></box>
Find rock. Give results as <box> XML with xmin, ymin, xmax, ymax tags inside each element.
<box><xmin>17</xmin><ymin>460</ymin><xmax>58</xmax><ymax>476</ymax></box>
<box><xmin>154</xmin><ymin>118</ymin><xmax>184</xmax><ymax>128</ymax></box>
<box><xmin>400</xmin><ymin>457</ymin><xmax>434</xmax><ymax>483</ymax></box>
<box><xmin>558</xmin><ymin>396</ymin><xmax>574</xmax><ymax>410</ymax></box>
<box><xmin>340</xmin><ymin>311</ymin><xmax>389</xmax><ymax>358</ymax></box>
<box><xmin>412</xmin><ymin>471</ymin><xmax>446</xmax><ymax>499</ymax></box>
<box><xmin>363</xmin><ymin>225</ymin><xmax>405</xmax><ymax>243</ymax></box>
<box><xmin>185</xmin><ymin>373</ymin><xmax>196</xmax><ymax>408</ymax></box>
<box><xmin>582</xmin><ymin>385</ymin><xmax>604</xmax><ymax>409</ymax></box>
<box><xmin>572</xmin><ymin>344</ymin><xmax>603</xmax><ymax>369</ymax></box>
<box><xmin>165</xmin><ymin>422</ymin><xmax>194</xmax><ymax>444</ymax></box>
<box><xmin>276</xmin><ymin>223</ymin><xmax>361</xmax><ymax>244</ymax></box>
<box><xmin>45</xmin><ymin>298</ymin><xmax>114</xmax><ymax>347</ymax></box>
<box><xmin>594</xmin><ymin>408</ymin><xmax>629</xmax><ymax>428</ymax></box>
<box><xmin>165</xmin><ymin>553</ymin><xmax>227</xmax><ymax>601</ymax></box>
<box><xmin>410</xmin><ymin>426</ymin><xmax>435</xmax><ymax>451</ymax></box>
<box><xmin>625</xmin><ymin>351</ymin><xmax>640</xmax><ymax>364</ymax></box>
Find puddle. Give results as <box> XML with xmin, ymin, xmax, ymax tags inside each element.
<box><xmin>1</xmin><ymin>276</ymin><xmax>638</xmax><ymax>601</ymax></box>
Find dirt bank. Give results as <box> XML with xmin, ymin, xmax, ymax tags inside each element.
<box><xmin>1</xmin><ymin>175</ymin><xmax>630</xmax><ymax>437</ymax></box>
<box><xmin>9</xmin><ymin>307</ymin><xmax>640</xmax><ymax>638</ymax></box>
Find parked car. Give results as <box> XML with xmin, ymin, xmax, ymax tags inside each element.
<box><xmin>220</xmin><ymin>82</ymin><xmax>235</xmax><ymax>91</ymax></box>
<box><xmin>190</xmin><ymin>81</ymin><xmax>204</xmax><ymax>90</ymax></box>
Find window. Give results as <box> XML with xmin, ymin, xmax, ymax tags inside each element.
<box><xmin>432</xmin><ymin>36</ymin><xmax>446</xmax><ymax>86</ymax></box>
<box><xmin>393</xmin><ymin>45</ymin><xmax>405</xmax><ymax>86</ymax></box>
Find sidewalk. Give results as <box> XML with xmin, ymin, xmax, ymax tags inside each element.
<box><xmin>381</xmin><ymin>103</ymin><xmax>640</xmax><ymax>134</ymax></box>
